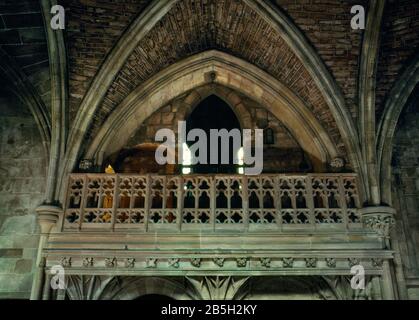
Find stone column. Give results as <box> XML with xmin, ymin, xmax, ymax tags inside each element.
<box><xmin>30</xmin><ymin>205</ymin><xmax>61</xmax><ymax>300</ymax></box>
<box><xmin>360</xmin><ymin>206</ymin><xmax>397</xmax><ymax>299</ymax></box>
<box><xmin>360</xmin><ymin>206</ymin><xmax>396</xmax><ymax>249</ymax></box>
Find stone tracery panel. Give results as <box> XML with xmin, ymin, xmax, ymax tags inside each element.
<box><xmin>63</xmin><ymin>173</ymin><xmax>362</xmax><ymax>232</ymax></box>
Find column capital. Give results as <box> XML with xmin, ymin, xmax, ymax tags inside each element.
<box><xmin>36</xmin><ymin>205</ymin><xmax>62</xmax><ymax>234</ymax></box>
<box><xmin>359</xmin><ymin>206</ymin><xmax>396</xmax><ymax>237</ymax></box>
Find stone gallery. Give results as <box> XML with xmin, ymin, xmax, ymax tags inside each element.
<box><xmin>0</xmin><ymin>0</ymin><xmax>418</xmax><ymax>300</ymax></box>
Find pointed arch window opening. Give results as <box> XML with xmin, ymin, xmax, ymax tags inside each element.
<box><xmin>182</xmin><ymin>95</ymin><xmax>243</xmax><ymax>175</ymax></box>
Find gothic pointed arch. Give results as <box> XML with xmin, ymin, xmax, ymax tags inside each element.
<box><xmin>61</xmin><ymin>0</ymin><xmax>364</xmax><ymax>200</ymax></box>
<box><xmin>82</xmin><ymin>51</ymin><xmax>338</xmax><ymax>181</ymax></box>
<box><xmin>0</xmin><ymin>48</ymin><xmax>51</xmax><ymax>158</ymax></box>
<box><xmin>377</xmin><ymin>54</ymin><xmax>419</xmax><ymax>204</ymax></box>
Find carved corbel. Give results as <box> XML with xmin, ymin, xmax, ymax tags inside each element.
<box><xmin>360</xmin><ymin>206</ymin><xmax>396</xmax><ymax>237</ymax></box>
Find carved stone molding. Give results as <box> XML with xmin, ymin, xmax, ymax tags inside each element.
<box><xmin>125</xmin><ymin>258</ymin><xmax>135</xmax><ymax>268</ymax></box>
<box><xmin>326</xmin><ymin>258</ymin><xmax>337</xmax><ymax>268</ymax></box>
<box><xmin>236</xmin><ymin>258</ymin><xmax>247</xmax><ymax>268</ymax></box>
<box><xmin>36</xmin><ymin>205</ymin><xmax>61</xmax><ymax>234</ymax></box>
<box><xmin>105</xmin><ymin>258</ymin><xmax>117</xmax><ymax>268</ymax></box>
<box><xmin>372</xmin><ymin>258</ymin><xmax>384</xmax><ymax>268</ymax></box>
<box><xmin>305</xmin><ymin>258</ymin><xmax>317</xmax><ymax>268</ymax></box>
<box><xmin>60</xmin><ymin>257</ymin><xmax>72</xmax><ymax>268</ymax></box>
<box><xmin>190</xmin><ymin>258</ymin><xmax>201</xmax><ymax>268</ymax></box>
<box><xmin>146</xmin><ymin>258</ymin><xmax>157</xmax><ymax>268</ymax></box>
<box><xmin>82</xmin><ymin>257</ymin><xmax>94</xmax><ymax>267</ymax></box>
<box><xmin>360</xmin><ymin>206</ymin><xmax>396</xmax><ymax>237</ymax></box>
<box><xmin>260</xmin><ymin>258</ymin><xmax>271</xmax><ymax>268</ymax></box>
<box><xmin>282</xmin><ymin>258</ymin><xmax>294</xmax><ymax>268</ymax></box>
<box><xmin>47</xmin><ymin>254</ymin><xmax>392</xmax><ymax>274</ymax></box>
<box><xmin>186</xmin><ymin>276</ymin><xmax>249</xmax><ymax>300</ymax></box>
<box><xmin>168</xmin><ymin>258</ymin><xmax>179</xmax><ymax>268</ymax></box>
<box><xmin>348</xmin><ymin>258</ymin><xmax>360</xmax><ymax>267</ymax></box>
<box><xmin>213</xmin><ymin>258</ymin><xmax>225</xmax><ymax>267</ymax></box>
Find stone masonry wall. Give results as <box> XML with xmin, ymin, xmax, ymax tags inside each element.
<box><xmin>391</xmin><ymin>86</ymin><xmax>419</xmax><ymax>299</ymax></box>
<box><xmin>0</xmin><ymin>86</ymin><xmax>47</xmax><ymax>299</ymax></box>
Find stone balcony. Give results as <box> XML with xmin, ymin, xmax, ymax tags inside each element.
<box><xmin>61</xmin><ymin>173</ymin><xmax>363</xmax><ymax>233</ymax></box>
<box><xmin>39</xmin><ymin>173</ymin><xmax>395</xmax><ymax>280</ymax></box>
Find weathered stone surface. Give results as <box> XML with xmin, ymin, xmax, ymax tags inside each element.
<box><xmin>0</xmin><ymin>0</ymin><xmax>51</xmax><ymax>112</ymax></box>
<box><xmin>14</xmin><ymin>259</ymin><xmax>32</xmax><ymax>274</ymax></box>
<box><xmin>0</xmin><ymin>86</ymin><xmax>47</xmax><ymax>299</ymax></box>
<box><xmin>376</xmin><ymin>0</ymin><xmax>419</xmax><ymax>120</ymax></box>
<box><xmin>392</xmin><ymin>86</ymin><xmax>419</xmax><ymax>295</ymax></box>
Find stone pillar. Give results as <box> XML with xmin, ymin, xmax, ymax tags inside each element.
<box><xmin>30</xmin><ymin>205</ymin><xmax>61</xmax><ymax>300</ymax></box>
<box><xmin>360</xmin><ymin>206</ymin><xmax>397</xmax><ymax>299</ymax></box>
<box><xmin>359</xmin><ymin>206</ymin><xmax>396</xmax><ymax>249</ymax></box>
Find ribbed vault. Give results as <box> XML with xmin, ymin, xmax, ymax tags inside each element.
<box><xmin>272</xmin><ymin>0</ymin><xmax>367</xmax><ymax>120</ymax></box>
<box><xmin>376</xmin><ymin>0</ymin><xmax>419</xmax><ymax>120</ymax></box>
<box><xmin>86</xmin><ymin>0</ymin><xmax>347</xmax><ymax>159</ymax></box>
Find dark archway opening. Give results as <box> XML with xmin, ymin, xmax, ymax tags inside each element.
<box><xmin>186</xmin><ymin>95</ymin><xmax>241</xmax><ymax>174</ymax></box>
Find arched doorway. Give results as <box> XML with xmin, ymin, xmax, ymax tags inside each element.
<box><xmin>185</xmin><ymin>95</ymin><xmax>242</xmax><ymax>174</ymax></box>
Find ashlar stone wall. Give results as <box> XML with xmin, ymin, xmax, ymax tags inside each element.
<box><xmin>392</xmin><ymin>86</ymin><xmax>419</xmax><ymax>299</ymax></box>
<box><xmin>0</xmin><ymin>86</ymin><xmax>47</xmax><ymax>299</ymax></box>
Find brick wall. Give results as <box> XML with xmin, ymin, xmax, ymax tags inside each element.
<box><xmin>273</xmin><ymin>0</ymin><xmax>366</xmax><ymax>120</ymax></box>
<box><xmin>66</xmin><ymin>0</ymin><xmax>151</xmax><ymax>122</ymax></box>
<box><xmin>82</xmin><ymin>0</ymin><xmax>345</xmax><ymax>160</ymax></box>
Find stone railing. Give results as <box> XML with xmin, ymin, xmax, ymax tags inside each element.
<box><xmin>61</xmin><ymin>173</ymin><xmax>362</xmax><ymax>232</ymax></box>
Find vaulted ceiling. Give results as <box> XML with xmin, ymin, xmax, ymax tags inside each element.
<box><xmin>1</xmin><ymin>0</ymin><xmax>418</xmax><ymax>173</ymax></box>
<box><xmin>375</xmin><ymin>0</ymin><xmax>419</xmax><ymax>118</ymax></box>
<box><xmin>0</xmin><ymin>0</ymin><xmax>51</xmax><ymax>112</ymax></box>
<box><xmin>94</xmin><ymin>0</ymin><xmax>345</xmax><ymax>153</ymax></box>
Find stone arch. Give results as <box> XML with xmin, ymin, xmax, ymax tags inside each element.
<box><xmin>61</xmin><ymin>0</ymin><xmax>362</xmax><ymax>201</ymax></box>
<box><xmin>377</xmin><ymin>54</ymin><xmax>419</xmax><ymax>204</ymax></box>
<box><xmin>83</xmin><ymin>51</ymin><xmax>338</xmax><ymax>178</ymax></box>
<box><xmin>110</xmin><ymin>277</ymin><xmax>190</xmax><ymax>300</ymax></box>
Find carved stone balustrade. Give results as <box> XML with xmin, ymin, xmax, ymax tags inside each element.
<box><xmin>61</xmin><ymin>173</ymin><xmax>363</xmax><ymax>233</ymax></box>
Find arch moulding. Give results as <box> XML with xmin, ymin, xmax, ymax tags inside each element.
<box><xmin>377</xmin><ymin>54</ymin><xmax>419</xmax><ymax>204</ymax></box>
<box><xmin>84</xmin><ymin>50</ymin><xmax>338</xmax><ymax>176</ymax></box>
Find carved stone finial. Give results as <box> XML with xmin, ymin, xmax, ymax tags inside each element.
<box><xmin>209</xmin><ymin>71</ymin><xmax>217</xmax><ymax>82</ymax></box>
<box><xmin>360</xmin><ymin>206</ymin><xmax>396</xmax><ymax>237</ymax></box>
